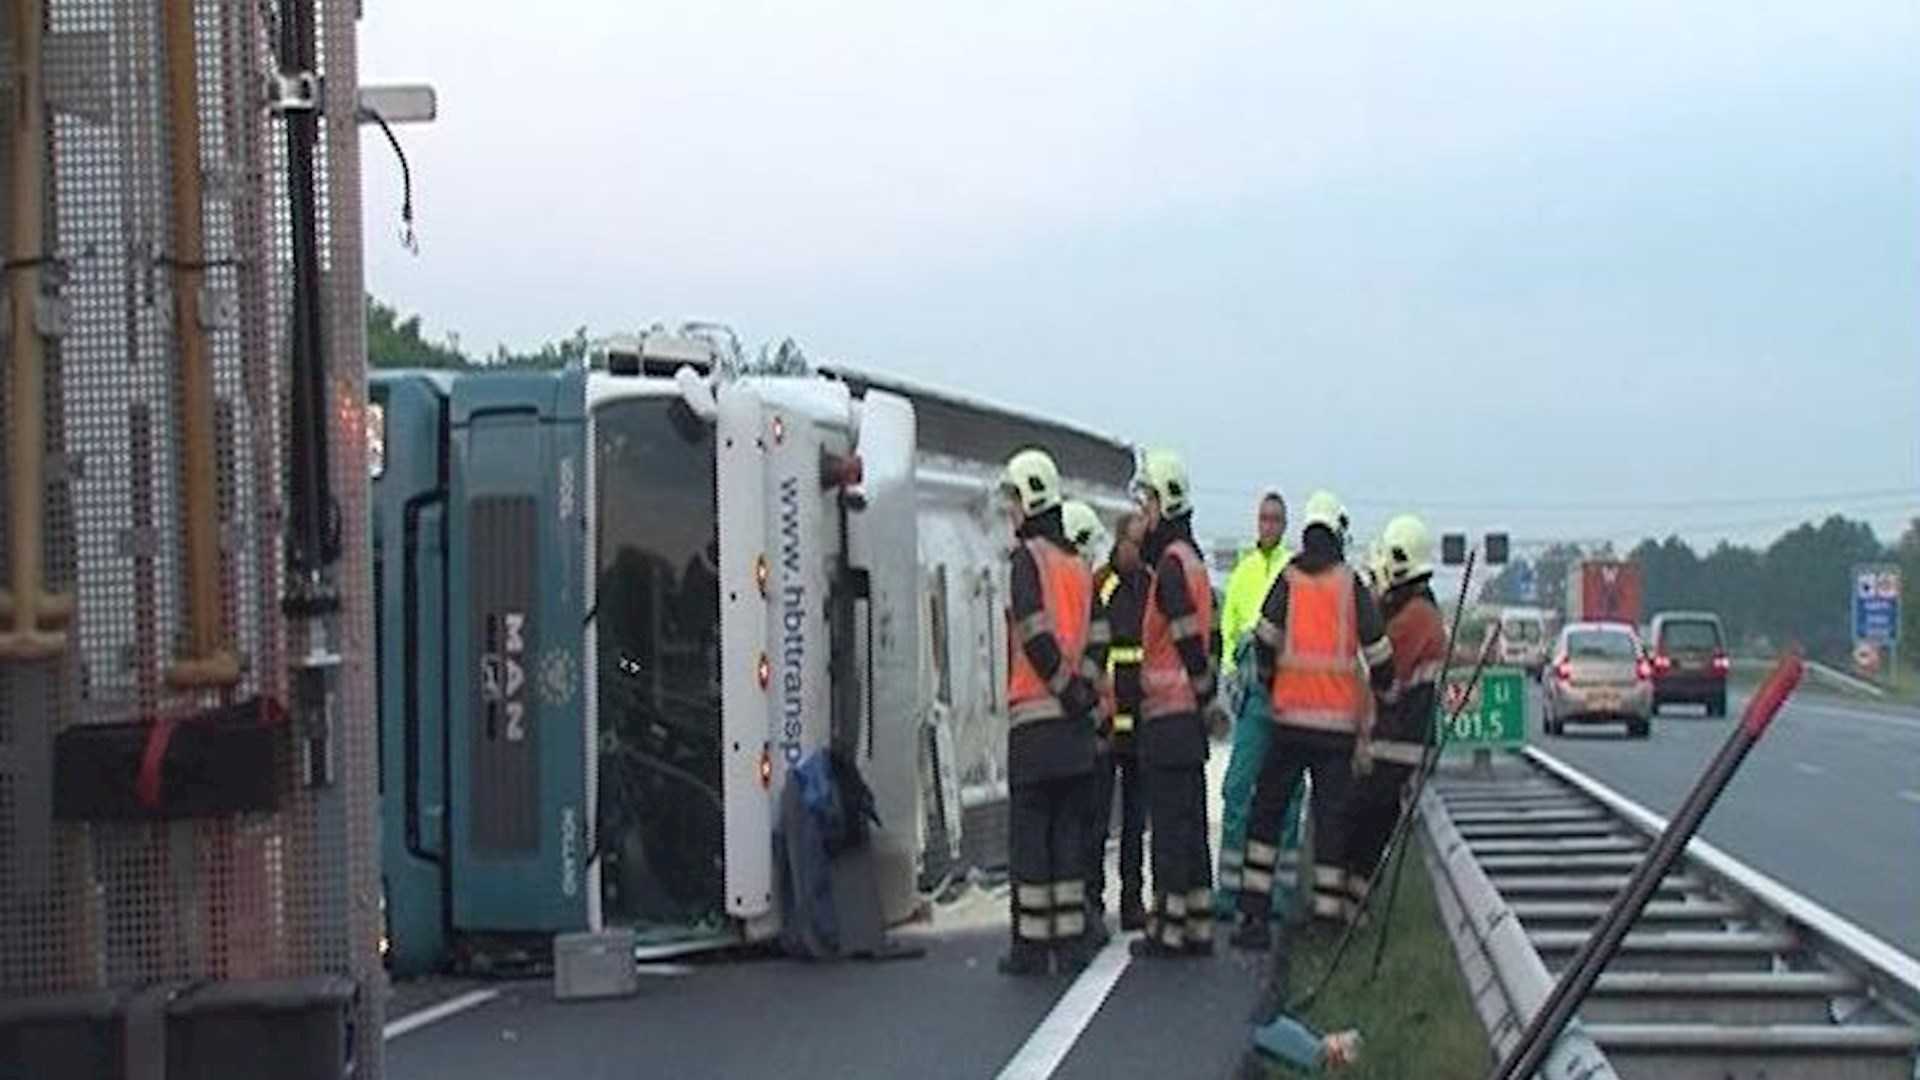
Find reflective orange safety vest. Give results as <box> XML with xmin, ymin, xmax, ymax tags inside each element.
<box><xmin>1141</xmin><ymin>539</ymin><xmax>1213</xmax><ymax>720</ymax></box>
<box><xmin>1008</xmin><ymin>538</ymin><xmax>1093</xmax><ymax>726</ymax></box>
<box><xmin>1269</xmin><ymin>565</ymin><xmax>1365</xmax><ymax>733</ymax></box>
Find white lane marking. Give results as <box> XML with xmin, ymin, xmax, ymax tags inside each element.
<box><xmin>384</xmin><ymin>988</ymin><xmax>500</xmax><ymax>1040</ymax></box>
<box><xmin>1793</xmin><ymin>762</ymin><xmax>1825</xmax><ymax>776</ymax></box>
<box><xmin>635</xmin><ymin>962</ymin><xmax>697</xmax><ymax>976</ymax></box>
<box><xmin>1775</xmin><ymin>699</ymin><xmax>1920</xmax><ymax>735</ymax></box>
<box><xmin>1899</xmin><ymin>790</ymin><xmax>1920</xmax><ymax>806</ymax></box>
<box><xmin>994</xmin><ymin>936</ymin><xmax>1135</xmax><ymax>1080</ymax></box>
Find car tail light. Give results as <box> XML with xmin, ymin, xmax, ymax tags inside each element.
<box><xmin>1554</xmin><ymin>659</ymin><xmax>1573</xmax><ymax>682</ymax></box>
<box><xmin>1636</xmin><ymin>657</ymin><xmax>1653</xmax><ymax>681</ymax></box>
<box><xmin>1653</xmin><ymin>653</ymin><xmax>1673</xmax><ymax>672</ymax></box>
<box><xmin>1712</xmin><ymin>653</ymin><xmax>1730</xmax><ymax>673</ymax></box>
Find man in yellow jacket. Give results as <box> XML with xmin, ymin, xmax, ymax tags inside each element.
<box><xmin>1221</xmin><ymin>493</ymin><xmax>1291</xmax><ymax>677</ymax></box>
<box><xmin>1214</xmin><ymin>492</ymin><xmax>1297</xmax><ymax>917</ymax></box>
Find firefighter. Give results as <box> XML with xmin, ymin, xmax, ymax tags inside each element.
<box><xmin>998</xmin><ymin>449</ymin><xmax>1105</xmax><ymax>977</ymax></box>
<box><xmin>1130</xmin><ymin>449</ymin><xmax>1219</xmax><ymax>959</ymax></box>
<box><xmin>1230</xmin><ymin>490</ymin><xmax>1395</xmax><ymax>952</ymax></box>
<box><xmin>1341</xmin><ymin>514</ymin><xmax>1446</xmax><ymax>921</ymax></box>
<box><xmin>1215</xmin><ymin>491</ymin><xmax>1297</xmax><ymax>918</ymax></box>
<box><xmin>1063</xmin><ymin>496</ymin><xmax>1115</xmax><ymax>945</ymax></box>
<box><xmin>1063</xmin><ymin>499</ymin><xmax>1104</xmax><ymax>570</ymax></box>
<box><xmin>1085</xmin><ymin>510</ymin><xmax>1151</xmax><ymax>933</ymax></box>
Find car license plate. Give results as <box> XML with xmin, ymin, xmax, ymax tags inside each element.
<box><xmin>1590</xmin><ymin>691</ymin><xmax>1620</xmax><ymax>709</ymax></box>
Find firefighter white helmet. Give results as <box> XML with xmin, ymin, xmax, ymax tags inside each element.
<box><xmin>999</xmin><ymin>448</ymin><xmax>1063</xmax><ymax>518</ymax></box>
<box><xmin>1133</xmin><ymin>448</ymin><xmax>1193</xmax><ymax>519</ymax></box>
<box><xmin>1062</xmin><ymin>499</ymin><xmax>1102</xmax><ymax>558</ymax></box>
<box><xmin>1363</xmin><ymin>540</ymin><xmax>1390</xmax><ymax>594</ymax></box>
<box><xmin>1380</xmin><ymin>513</ymin><xmax>1435</xmax><ymax>586</ymax></box>
<box><xmin>1301</xmin><ymin>489</ymin><xmax>1348</xmax><ymax>540</ymax></box>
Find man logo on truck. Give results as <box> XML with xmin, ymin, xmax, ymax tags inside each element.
<box><xmin>482</xmin><ymin>611</ymin><xmax>530</xmax><ymax>743</ymax></box>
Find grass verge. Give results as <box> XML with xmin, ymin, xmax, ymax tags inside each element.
<box><xmin>1263</xmin><ymin>844</ymin><xmax>1491</xmax><ymax>1078</ymax></box>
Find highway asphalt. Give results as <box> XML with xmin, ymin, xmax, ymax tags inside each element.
<box><xmin>1523</xmin><ymin>683</ymin><xmax>1920</xmax><ymax>956</ymax></box>
<box><xmin>381</xmin><ymin>745</ymin><xmax>1275</xmax><ymax>1080</ymax></box>
<box><xmin>380</xmin><ymin>687</ymin><xmax>1920</xmax><ymax>1079</ymax></box>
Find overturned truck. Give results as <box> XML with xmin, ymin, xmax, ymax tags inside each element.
<box><xmin>370</xmin><ymin>328</ymin><xmax>1137</xmax><ymax>976</ymax></box>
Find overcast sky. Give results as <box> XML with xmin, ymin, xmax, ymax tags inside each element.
<box><xmin>357</xmin><ymin>2</ymin><xmax>1918</xmax><ymax>552</ymax></box>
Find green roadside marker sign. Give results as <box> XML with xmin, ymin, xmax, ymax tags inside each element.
<box><xmin>1440</xmin><ymin>666</ymin><xmax>1528</xmax><ymax>750</ymax></box>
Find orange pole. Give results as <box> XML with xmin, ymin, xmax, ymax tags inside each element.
<box><xmin>159</xmin><ymin>0</ymin><xmax>238</xmax><ymax>690</ymax></box>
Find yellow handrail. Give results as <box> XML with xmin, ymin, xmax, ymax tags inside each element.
<box><xmin>0</xmin><ymin>0</ymin><xmax>71</xmax><ymax>662</ymax></box>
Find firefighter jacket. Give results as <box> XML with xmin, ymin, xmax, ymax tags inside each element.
<box><xmin>1139</xmin><ymin>516</ymin><xmax>1217</xmax><ymax>768</ymax></box>
<box><xmin>1252</xmin><ymin>531</ymin><xmax>1394</xmax><ymax>743</ymax></box>
<box><xmin>1088</xmin><ymin>562</ymin><xmax>1148</xmax><ymax>755</ymax></box>
<box><xmin>1368</xmin><ymin>581</ymin><xmax>1446</xmax><ymax>766</ymax></box>
<box><xmin>1007</xmin><ymin>509</ymin><xmax>1101</xmax><ymax>780</ymax></box>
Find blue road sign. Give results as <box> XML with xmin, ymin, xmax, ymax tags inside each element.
<box><xmin>1515</xmin><ymin>561</ymin><xmax>1537</xmax><ymax>603</ymax></box>
<box><xmin>1852</xmin><ymin>565</ymin><xmax>1901</xmax><ymax>644</ymax></box>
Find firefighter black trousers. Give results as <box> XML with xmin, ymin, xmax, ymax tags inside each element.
<box><xmin>1086</xmin><ymin>748</ymin><xmax>1146</xmax><ymax>915</ymax></box>
<box><xmin>1141</xmin><ymin>712</ymin><xmax>1213</xmax><ymax>950</ymax></box>
<box><xmin>1009</xmin><ymin>774</ymin><xmax>1090</xmax><ymax>947</ymax></box>
<box><xmin>1341</xmin><ymin>759</ymin><xmax>1416</xmax><ymax>915</ymax></box>
<box><xmin>1239</xmin><ymin>725</ymin><xmax>1355</xmax><ymax>924</ymax></box>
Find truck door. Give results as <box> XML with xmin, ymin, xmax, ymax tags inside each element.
<box><xmin>371</xmin><ymin>374</ymin><xmax>452</xmax><ymax>976</ymax></box>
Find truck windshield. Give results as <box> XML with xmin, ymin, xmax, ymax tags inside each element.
<box><xmin>591</xmin><ymin>396</ymin><xmax>724</xmax><ymax>935</ymax></box>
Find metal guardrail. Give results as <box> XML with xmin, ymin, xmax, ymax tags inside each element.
<box><xmin>1804</xmin><ymin>660</ymin><xmax>1891</xmax><ymax>699</ymax></box>
<box><xmin>1524</xmin><ymin>746</ymin><xmax>1920</xmax><ymax>1024</ymax></box>
<box><xmin>1424</xmin><ymin>749</ymin><xmax>1920</xmax><ymax>1080</ymax></box>
<box><xmin>1418</xmin><ymin>782</ymin><xmax>1620</xmax><ymax>1080</ymax></box>
<box><xmin>1732</xmin><ymin>657</ymin><xmax>1894</xmax><ymax>700</ymax></box>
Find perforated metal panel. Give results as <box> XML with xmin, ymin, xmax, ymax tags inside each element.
<box><xmin>2</xmin><ymin>0</ymin><xmax>382</xmax><ymax>1071</ymax></box>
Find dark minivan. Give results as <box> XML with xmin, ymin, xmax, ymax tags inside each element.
<box><xmin>1647</xmin><ymin>610</ymin><xmax>1729</xmax><ymax>716</ymax></box>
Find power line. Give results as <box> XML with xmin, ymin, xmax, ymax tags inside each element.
<box><xmin>1189</xmin><ymin>482</ymin><xmax>1914</xmax><ymax>515</ymax></box>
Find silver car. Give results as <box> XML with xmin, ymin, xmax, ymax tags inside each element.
<box><xmin>1543</xmin><ymin>621</ymin><xmax>1654</xmax><ymax>738</ymax></box>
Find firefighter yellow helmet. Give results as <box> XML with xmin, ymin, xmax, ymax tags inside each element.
<box><xmin>1380</xmin><ymin>513</ymin><xmax>1434</xmax><ymax>586</ymax></box>
<box><xmin>1062</xmin><ymin>499</ymin><xmax>1101</xmax><ymax>556</ymax></box>
<box><xmin>999</xmin><ymin>448</ymin><xmax>1063</xmax><ymax>518</ymax></box>
<box><xmin>1301</xmin><ymin>489</ymin><xmax>1348</xmax><ymax>540</ymax></box>
<box><xmin>1133</xmin><ymin>448</ymin><xmax>1193</xmax><ymax>519</ymax></box>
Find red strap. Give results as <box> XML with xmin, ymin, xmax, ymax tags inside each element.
<box><xmin>136</xmin><ymin>714</ymin><xmax>181</xmax><ymax>811</ymax></box>
<box><xmin>133</xmin><ymin>697</ymin><xmax>284</xmax><ymax>812</ymax></box>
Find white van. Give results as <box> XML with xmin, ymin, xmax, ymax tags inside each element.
<box><xmin>1496</xmin><ymin>606</ymin><xmax>1550</xmax><ymax>677</ymax></box>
